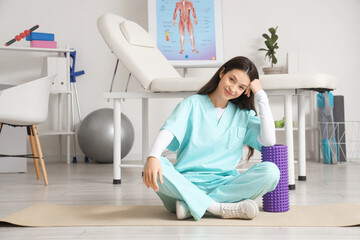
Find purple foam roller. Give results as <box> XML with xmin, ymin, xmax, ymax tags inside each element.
<box><xmin>262</xmin><ymin>144</ymin><xmax>290</xmax><ymax>212</ymax></box>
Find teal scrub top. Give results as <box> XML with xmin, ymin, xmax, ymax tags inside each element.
<box><xmin>161</xmin><ymin>94</ymin><xmax>262</xmax><ymax>185</ymax></box>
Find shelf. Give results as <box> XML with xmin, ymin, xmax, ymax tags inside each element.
<box><xmin>39</xmin><ymin>131</ymin><xmax>75</xmax><ymax>136</ymax></box>
<box><xmin>275</xmin><ymin>126</ymin><xmax>317</xmax><ymax>132</ymax></box>
<box><xmin>0</xmin><ymin>46</ymin><xmax>74</xmax><ymax>53</ymax></box>
<box><xmin>50</xmin><ymin>90</ymin><xmax>73</xmax><ymax>94</ymax></box>
<box><xmin>2</xmin><ymin>87</ymin><xmax>72</xmax><ymax>94</ymax></box>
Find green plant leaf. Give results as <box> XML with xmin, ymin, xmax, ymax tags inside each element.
<box><xmin>258</xmin><ymin>48</ymin><xmax>268</xmax><ymax>51</ymax></box>
<box><xmin>270</xmin><ymin>26</ymin><xmax>278</xmax><ymax>34</ymax></box>
<box><xmin>262</xmin><ymin>34</ymin><xmax>270</xmax><ymax>40</ymax></box>
<box><xmin>267</xmin><ymin>39</ymin><xmax>274</xmax><ymax>48</ymax></box>
<box><xmin>272</xmin><ymin>56</ymin><xmax>278</xmax><ymax>65</ymax></box>
<box><xmin>265</xmin><ymin>41</ymin><xmax>271</xmax><ymax>49</ymax></box>
<box><xmin>271</xmin><ymin>35</ymin><xmax>278</xmax><ymax>42</ymax></box>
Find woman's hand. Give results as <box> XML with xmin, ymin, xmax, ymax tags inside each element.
<box><xmin>143</xmin><ymin>156</ymin><xmax>163</xmax><ymax>192</ymax></box>
<box><xmin>245</xmin><ymin>79</ymin><xmax>263</xmax><ymax>97</ymax></box>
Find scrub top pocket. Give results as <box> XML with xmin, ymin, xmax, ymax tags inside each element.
<box><xmin>226</xmin><ymin>127</ymin><xmax>246</xmax><ymax>149</ymax></box>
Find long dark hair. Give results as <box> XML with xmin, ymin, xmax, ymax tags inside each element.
<box><xmin>197</xmin><ymin>56</ymin><xmax>259</xmax><ymax>161</ymax></box>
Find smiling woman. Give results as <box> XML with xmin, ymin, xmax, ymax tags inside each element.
<box><xmin>198</xmin><ymin>56</ymin><xmax>259</xmax><ymax>109</ymax></box>
<box><xmin>142</xmin><ymin>56</ymin><xmax>277</xmax><ymax>221</ymax></box>
<box><xmin>213</xmin><ymin>69</ymin><xmax>251</xmax><ymax>105</ymax></box>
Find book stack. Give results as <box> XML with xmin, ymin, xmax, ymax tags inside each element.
<box><xmin>26</xmin><ymin>32</ymin><xmax>57</xmax><ymax>48</ymax></box>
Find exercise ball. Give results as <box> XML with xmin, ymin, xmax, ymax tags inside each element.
<box><xmin>78</xmin><ymin>108</ymin><xmax>134</xmax><ymax>163</ymax></box>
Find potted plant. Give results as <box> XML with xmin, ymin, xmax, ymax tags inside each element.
<box><xmin>259</xmin><ymin>26</ymin><xmax>283</xmax><ymax>74</ymax></box>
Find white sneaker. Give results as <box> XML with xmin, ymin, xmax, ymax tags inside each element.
<box><xmin>220</xmin><ymin>199</ymin><xmax>259</xmax><ymax>219</ymax></box>
<box><xmin>176</xmin><ymin>200</ymin><xmax>192</xmax><ymax>220</ymax></box>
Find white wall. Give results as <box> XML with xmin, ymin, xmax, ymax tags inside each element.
<box><xmin>0</xmin><ymin>0</ymin><xmax>359</xmax><ymax>161</ymax></box>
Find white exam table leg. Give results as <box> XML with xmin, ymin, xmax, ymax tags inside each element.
<box><xmin>142</xmin><ymin>98</ymin><xmax>149</xmax><ymax>165</ymax></box>
<box><xmin>298</xmin><ymin>94</ymin><xmax>307</xmax><ymax>181</ymax></box>
<box><xmin>285</xmin><ymin>94</ymin><xmax>296</xmax><ymax>190</ymax></box>
<box><xmin>113</xmin><ymin>99</ymin><xmax>121</xmax><ymax>184</ymax></box>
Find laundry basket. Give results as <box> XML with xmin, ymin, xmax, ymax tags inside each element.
<box><xmin>318</xmin><ymin>121</ymin><xmax>360</xmax><ymax>163</ymax></box>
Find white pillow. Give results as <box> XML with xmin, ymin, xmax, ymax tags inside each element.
<box><xmin>120</xmin><ymin>20</ymin><xmax>155</xmax><ymax>48</ymax></box>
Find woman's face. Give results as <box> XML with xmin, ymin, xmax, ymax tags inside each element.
<box><xmin>217</xmin><ymin>69</ymin><xmax>251</xmax><ymax>100</ymax></box>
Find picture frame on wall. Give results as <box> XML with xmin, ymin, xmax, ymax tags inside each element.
<box><xmin>148</xmin><ymin>0</ymin><xmax>224</xmax><ymax>68</ymax></box>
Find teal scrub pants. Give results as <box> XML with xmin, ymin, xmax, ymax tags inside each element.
<box><xmin>156</xmin><ymin>157</ymin><xmax>280</xmax><ymax>221</ymax></box>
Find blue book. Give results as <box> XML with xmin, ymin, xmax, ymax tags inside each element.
<box><xmin>26</xmin><ymin>32</ymin><xmax>55</xmax><ymax>41</ymax></box>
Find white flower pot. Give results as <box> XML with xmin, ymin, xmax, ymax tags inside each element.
<box><xmin>263</xmin><ymin>67</ymin><xmax>283</xmax><ymax>75</ymax></box>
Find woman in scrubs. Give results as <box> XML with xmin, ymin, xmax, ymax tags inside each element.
<box><xmin>143</xmin><ymin>56</ymin><xmax>279</xmax><ymax>221</ymax></box>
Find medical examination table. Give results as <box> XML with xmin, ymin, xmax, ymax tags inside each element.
<box><xmin>97</xmin><ymin>13</ymin><xmax>338</xmax><ymax>189</ymax></box>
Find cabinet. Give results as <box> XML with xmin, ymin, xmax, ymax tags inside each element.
<box><xmin>0</xmin><ymin>46</ymin><xmax>75</xmax><ymax>164</ymax></box>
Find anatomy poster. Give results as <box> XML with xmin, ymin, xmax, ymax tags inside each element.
<box><xmin>155</xmin><ymin>0</ymin><xmax>217</xmax><ymax>61</ymax></box>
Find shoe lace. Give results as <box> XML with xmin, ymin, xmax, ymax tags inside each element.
<box><xmin>222</xmin><ymin>203</ymin><xmax>247</xmax><ymax>218</ymax></box>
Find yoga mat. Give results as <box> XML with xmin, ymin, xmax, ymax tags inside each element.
<box><xmin>1</xmin><ymin>202</ymin><xmax>359</xmax><ymax>227</ymax></box>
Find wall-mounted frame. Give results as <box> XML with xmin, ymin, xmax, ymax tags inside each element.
<box><xmin>148</xmin><ymin>0</ymin><xmax>224</xmax><ymax>68</ymax></box>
